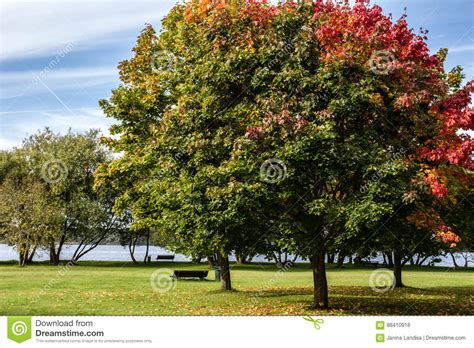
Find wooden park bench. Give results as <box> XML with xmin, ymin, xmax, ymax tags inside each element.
<box><xmin>156</xmin><ymin>255</ymin><xmax>175</xmax><ymax>261</ymax></box>
<box><xmin>360</xmin><ymin>261</ymin><xmax>380</xmax><ymax>267</ymax></box>
<box><xmin>171</xmin><ymin>270</ymin><xmax>208</xmax><ymax>280</ymax></box>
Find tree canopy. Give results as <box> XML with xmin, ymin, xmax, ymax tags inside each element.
<box><xmin>0</xmin><ymin>129</ymin><xmax>127</xmax><ymax>265</ymax></box>
<box><xmin>95</xmin><ymin>0</ymin><xmax>473</xmax><ymax>305</ymax></box>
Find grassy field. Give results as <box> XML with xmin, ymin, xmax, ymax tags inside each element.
<box><xmin>0</xmin><ymin>261</ymin><xmax>472</xmax><ymax>315</ymax></box>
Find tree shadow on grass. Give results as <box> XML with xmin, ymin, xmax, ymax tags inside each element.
<box><xmin>174</xmin><ymin>278</ymin><xmax>212</xmax><ymax>282</ymax></box>
<box><xmin>241</xmin><ymin>285</ymin><xmax>474</xmax><ymax>315</ymax></box>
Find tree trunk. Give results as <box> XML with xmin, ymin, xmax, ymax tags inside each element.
<box><xmin>311</xmin><ymin>249</ymin><xmax>329</xmax><ymax>308</ymax></box>
<box><xmin>218</xmin><ymin>253</ymin><xmax>232</xmax><ymax>291</ymax></box>
<box><xmin>71</xmin><ymin>239</ymin><xmax>85</xmax><ymax>263</ymax></box>
<box><xmin>336</xmin><ymin>253</ymin><xmax>345</xmax><ymax>268</ymax></box>
<box><xmin>236</xmin><ymin>254</ymin><xmax>247</xmax><ymax>264</ymax></box>
<box><xmin>393</xmin><ymin>251</ymin><xmax>403</xmax><ymax>288</ymax></box>
<box><xmin>49</xmin><ymin>234</ymin><xmax>66</xmax><ymax>265</ymax></box>
<box><xmin>19</xmin><ymin>251</ymin><xmax>26</xmax><ymax>267</ymax></box>
<box><xmin>207</xmin><ymin>255</ymin><xmax>218</xmax><ymax>267</ymax></box>
<box><xmin>327</xmin><ymin>252</ymin><xmax>335</xmax><ymax>263</ymax></box>
<box><xmin>418</xmin><ymin>255</ymin><xmax>430</xmax><ymax>266</ymax></box>
<box><xmin>348</xmin><ymin>255</ymin><xmax>353</xmax><ymax>264</ymax></box>
<box><xmin>70</xmin><ymin>231</ymin><xmax>108</xmax><ymax>263</ymax></box>
<box><xmin>413</xmin><ymin>254</ymin><xmax>419</xmax><ymax>265</ymax></box>
<box><xmin>382</xmin><ymin>252</ymin><xmax>387</xmax><ymax>265</ymax></box>
<box><xmin>143</xmin><ymin>230</ymin><xmax>150</xmax><ymax>263</ymax></box>
<box><xmin>449</xmin><ymin>252</ymin><xmax>458</xmax><ymax>267</ymax></box>
<box><xmin>49</xmin><ymin>241</ymin><xmax>59</xmax><ymax>265</ymax></box>
<box><xmin>273</xmin><ymin>251</ymin><xmax>282</xmax><ymax>266</ymax></box>
<box><xmin>19</xmin><ymin>244</ymin><xmax>31</xmax><ymax>267</ymax></box>
<box><xmin>57</xmin><ymin>234</ymin><xmax>66</xmax><ymax>261</ymax></box>
<box><xmin>27</xmin><ymin>245</ymin><xmax>37</xmax><ymax>264</ymax></box>
<box><xmin>386</xmin><ymin>252</ymin><xmax>394</xmax><ymax>268</ymax></box>
<box><xmin>128</xmin><ymin>235</ymin><xmax>137</xmax><ymax>263</ymax></box>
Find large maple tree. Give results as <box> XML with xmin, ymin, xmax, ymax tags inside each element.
<box><xmin>95</xmin><ymin>0</ymin><xmax>473</xmax><ymax>306</ymax></box>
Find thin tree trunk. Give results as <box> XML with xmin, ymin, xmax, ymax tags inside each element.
<box><xmin>386</xmin><ymin>252</ymin><xmax>394</xmax><ymax>268</ymax></box>
<box><xmin>414</xmin><ymin>254</ymin><xmax>421</xmax><ymax>265</ymax></box>
<box><xmin>272</xmin><ymin>251</ymin><xmax>282</xmax><ymax>266</ymax></box>
<box><xmin>57</xmin><ymin>233</ymin><xmax>66</xmax><ymax>261</ymax></box>
<box><xmin>27</xmin><ymin>245</ymin><xmax>37</xmax><ymax>263</ymax></box>
<box><xmin>327</xmin><ymin>252</ymin><xmax>335</xmax><ymax>263</ymax></box>
<box><xmin>19</xmin><ymin>243</ymin><xmax>30</xmax><ymax>267</ymax></box>
<box><xmin>218</xmin><ymin>253</ymin><xmax>232</xmax><ymax>291</ymax></box>
<box><xmin>336</xmin><ymin>253</ymin><xmax>345</xmax><ymax>268</ymax></box>
<box><xmin>19</xmin><ymin>251</ymin><xmax>26</xmax><ymax>267</ymax></box>
<box><xmin>393</xmin><ymin>251</ymin><xmax>403</xmax><ymax>288</ymax></box>
<box><xmin>20</xmin><ymin>254</ymin><xmax>27</xmax><ymax>267</ymax></box>
<box><xmin>207</xmin><ymin>255</ymin><xmax>218</xmax><ymax>267</ymax></box>
<box><xmin>49</xmin><ymin>239</ymin><xmax>55</xmax><ymax>264</ymax></box>
<box><xmin>49</xmin><ymin>240</ymin><xmax>59</xmax><ymax>265</ymax></box>
<box><xmin>236</xmin><ymin>254</ymin><xmax>246</xmax><ymax>264</ymax></box>
<box><xmin>70</xmin><ymin>232</ymin><xmax>108</xmax><ymax>263</ymax></box>
<box><xmin>71</xmin><ymin>239</ymin><xmax>85</xmax><ymax>262</ymax></box>
<box><xmin>311</xmin><ymin>248</ymin><xmax>329</xmax><ymax>308</ymax></box>
<box><xmin>418</xmin><ymin>255</ymin><xmax>430</xmax><ymax>266</ymax></box>
<box><xmin>49</xmin><ymin>233</ymin><xmax>66</xmax><ymax>265</ymax></box>
<box><xmin>144</xmin><ymin>230</ymin><xmax>150</xmax><ymax>263</ymax></box>
<box><xmin>128</xmin><ymin>235</ymin><xmax>137</xmax><ymax>263</ymax></box>
<box><xmin>449</xmin><ymin>252</ymin><xmax>458</xmax><ymax>267</ymax></box>
<box><xmin>348</xmin><ymin>255</ymin><xmax>353</xmax><ymax>264</ymax></box>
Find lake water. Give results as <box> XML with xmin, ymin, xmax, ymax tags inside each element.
<box><xmin>0</xmin><ymin>244</ymin><xmax>276</xmax><ymax>263</ymax></box>
<box><xmin>0</xmin><ymin>244</ymin><xmax>471</xmax><ymax>267</ymax></box>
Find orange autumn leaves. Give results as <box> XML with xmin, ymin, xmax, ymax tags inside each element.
<box><xmin>179</xmin><ymin>0</ymin><xmax>471</xmax><ymax>248</ymax></box>
<box><xmin>184</xmin><ymin>0</ymin><xmax>278</xmax><ymax>28</ymax></box>
<box><xmin>407</xmin><ymin>208</ymin><xmax>461</xmax><ymax>248</ymax></box>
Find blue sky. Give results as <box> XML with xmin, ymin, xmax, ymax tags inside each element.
<box><xmin>1</xmin><ymin>0</ymin><xmax>473</xmax><ymax>149</ymax></box>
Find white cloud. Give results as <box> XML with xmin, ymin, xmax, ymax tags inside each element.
<box><xmin>448</xmin><ymin>43</ymin><xmax>474</xmax><ymax>54</ymax></box>
<box><xmin>2</xmin><ymin>67</ymin><xmax>117</xmax><ymax>82</ymax></box>
<box><xmin>0</xmin><ymin>137</ymin><xmax>21</xmax><ymax>150</ymax></box>
<box><xmin>0</xmin><ymin>0</ymin><xmax>174</xmax><ymax>61</ymax></box>
<box><xmin>0</xmin><ymin>107</ymin><xmax>116</xmax><ymax>150</ymax></box>
<box><xmin>0</xmin><ymin>67</ymin><xmax>118</xmax><ymax>99</ymax></box>
<box><xmin>0</xmin><ymin>0</ymin><xmax>174</xmax><ymax>150</ymax></box>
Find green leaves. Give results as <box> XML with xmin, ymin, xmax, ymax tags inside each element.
<box><xmin>0</xmin><ymin>128</ymin><xmax>123</xmax><ymax>264</ymax></box>
<box><xmin>95</xmin><ymin>1</ymin><xmax>472</xmax><ymax>277</ymax></box>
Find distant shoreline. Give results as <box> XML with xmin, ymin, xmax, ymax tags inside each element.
<box><xmin>1</xmin><ymin>244</ymin><xmax>472</xmax><ymax>267</ymax></box>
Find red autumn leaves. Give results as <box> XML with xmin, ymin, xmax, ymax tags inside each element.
<box><xmin>419</xmin><ymin>82</ymin><xmax>474</xmax><ymax>171</ymax></box>
<box><xmin>182</xmin><ymin>0</ymin><xmax>472</xmax><ymax>247</ymax></box>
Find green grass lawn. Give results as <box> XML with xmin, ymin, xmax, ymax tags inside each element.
<box><xmin>0</xmin><ymin>261</ymin><xmax>472</xmax><ymax>315</ymax></box>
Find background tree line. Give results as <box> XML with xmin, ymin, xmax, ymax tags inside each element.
<box><xmin>93</xmin><ymin>0</ymin><xmax>473</xmax><ymax>308</ymax></box>
<box><xmin>1</xmin><ymin>1</ymin><xmax>472</xmax><ymax>311</ymax></box>
<box><xmin>0</xmin><ymin>129</ymin><xmax>131</xmax><ymax>266</ymax></box>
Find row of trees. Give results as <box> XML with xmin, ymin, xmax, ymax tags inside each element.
<box><xmin>93</xmin><ymin>0</ymin><xmax>473</xmax><ymax>308</ymax></box>
<box><xmin>0</xmin><ymin>129</ymin><xmax>130</xmax><ymax>266</ymax></box>
<box><xmin>1</xmin><ymin>1</ymin><xmax>472</xmax><ymax>309</ymax></box>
